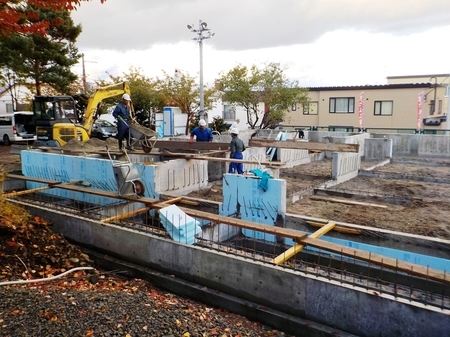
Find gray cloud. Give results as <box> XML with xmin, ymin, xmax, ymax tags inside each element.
<box><xmin>72</xmin><ymin>0</ymin><xmax>450</xmax><ymax>51</ymax></box>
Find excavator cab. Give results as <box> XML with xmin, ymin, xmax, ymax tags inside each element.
<box><xmin>33</xmin><ymin>96</ymin><xmax>87</xmax><ymax>147</ymax></box>
<box><xmin>34</xmin><ymin>82</ymin><xmax>131</xmax><ymax>147</ymax></box>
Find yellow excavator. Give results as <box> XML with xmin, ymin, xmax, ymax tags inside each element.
<box><xmin>33</xmin><ymin>82</ymin><xmax>131</xmax><ymax>147</ymax></box>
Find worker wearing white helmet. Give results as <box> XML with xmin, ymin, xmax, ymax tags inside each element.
<box><xmin>189</xmin><ymin>119</ymin><xmax>213</xmax><ymax>143</ymax></box>
<box><xmin>229</xmin><ymin>118</ymin><xmax>240</xmax><ymax>132</ymax></box>
<box><xmin>229</xmin><ymin>127</ymin><xmax>245</xmax><ymax>174</ymax></box>
<box><xmin>113</xmin><ymin>93</ymin><xmax>134</xmax><ymax>150</ymax></box>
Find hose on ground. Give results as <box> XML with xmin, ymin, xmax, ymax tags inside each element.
<box><xmin>0</xmin><ymin>267</ymin><xmax>94</xmax><ymax>287</ymax></box>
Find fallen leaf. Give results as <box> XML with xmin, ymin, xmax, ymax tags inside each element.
<box><xmin>85</xmin><ymin>330</ymin><xmax>94</xmax><ymax>336</ymax></box>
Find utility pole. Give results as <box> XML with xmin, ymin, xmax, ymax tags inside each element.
<box><xmin>187</xmin><ymin>20</ymin><xmax>215</xmax><ymax>122</ymax></box>
<box><xmin>80</xmin><ymin>54</ymin><xmax>98</xmax><ymax>94</ymax></box>
<box><xmin>82</xmin><ymin>54</ymin><xmax>87</xmax><ymax>94</ymax></box>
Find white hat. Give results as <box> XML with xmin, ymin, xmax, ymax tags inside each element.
<box><xmin>230</xmin><ymin>127</ymin><xmax>239</xmax><ymax>135</ymax></box>
<box><xmin>199</xmin><ymin>119</ymin><xmax>207</xmax><ymax>126</ymax></box>
<box><xmin>122</xmin><ymin>93</ymin><xmax>131</xmax><ymax>101</ymax></box>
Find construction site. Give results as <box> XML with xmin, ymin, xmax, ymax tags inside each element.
<box><xmin>1</xmin><ymin>128</ymin><xmax>450</xmax><ymax>337</ymax></box>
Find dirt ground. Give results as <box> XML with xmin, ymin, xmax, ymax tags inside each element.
<box><xmin>188</xmin><ymin>157</ymin><xmax>450</xmax><ymax>240</ymax></box>
<box><xmin>2</xmin><ymin>143</ymin><xmax>450</xmax><ymax>240</ymax></box>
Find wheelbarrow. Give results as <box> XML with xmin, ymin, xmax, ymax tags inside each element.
<box><xmin>129</xmin><ymin>123</ymin><xmax>158</xmax><ymax>153</ymax></box>
<box><xmin>106</xmin><ymin>146</ymin><xmax>145</xmax><ymax>197</ymax></box>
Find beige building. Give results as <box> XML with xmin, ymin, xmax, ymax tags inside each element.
<box><xmin>285</xmin><ymin>74</ymin><xmax>449</xmax><ymax>133</ymax></box>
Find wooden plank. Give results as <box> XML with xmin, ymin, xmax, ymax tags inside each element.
<box><xmin>272</xmin><ymin>222</ymin><xmax>336</xmax><ymax>265</ymax></box>
<box><xmin>102</xmin><ymin>207</ymin><xmax>151</xmax><ymax>224</ymax></box>
<box><xmin>152</xmin><ymin>140</ymin><xmax>231</xmax><ymax>151</ymax></box>
<box><xmin>307</xmin><ymin>221</ymin><xmax>361</xmax><ymax>235</ymax></box>
<box><xmin>157</xmin><ymin>153</ymin><xmax>285</xmax><ymax>167</ymax></box>
<box><xmin>164</xmin><ymin>206</ymin><xmax>309</xmax><ymax>242</ymax></box>
<box><xmin>301</xmin><ymin>236</ymin><xmax>449</xmax><ymax>284</ymax></box>
<box><xmin>249</xmin><ymin>139</ymin><xmax>359</xmax><ymax>153</ymax></box>
<box><xmin>309</xmin><ymin>196</ymin><xmax>387</xmax><ymax>209</ymax></box>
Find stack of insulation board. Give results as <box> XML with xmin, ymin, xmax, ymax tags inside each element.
<box><xmin>159</xmin><ymin>205</ymin><xmax>201</xmax><ymax>245</ymax></box>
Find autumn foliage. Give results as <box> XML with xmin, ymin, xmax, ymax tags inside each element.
<box><xmin>0</xmin><ymin>0</ymin><xmax>106</xmax><ymax>35</ymax></box>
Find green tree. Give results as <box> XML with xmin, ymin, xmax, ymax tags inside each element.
<box><xmin>158</xmin><ymin>70</ymin><xmax>216</xmax><ymax>135</ymax></box>
<box><xmin>122</xmin><ymin>67</ymin><xmax>167</xmax><ymax>127</ymax></box>
<box><xmin>0</xmin><ymin>7</ymin><xmax>81</xmax><ymax>95</ymax></box>
<box><xmin>217</xmin><ymin>62</ymin><xmax>308</xmax><ymax>129</ymax></box>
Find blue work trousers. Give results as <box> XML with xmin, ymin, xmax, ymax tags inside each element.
<box><xmin>229</xmin><ymin>152</ymin><xmax>244</xmax><ymax>174</ymax></box>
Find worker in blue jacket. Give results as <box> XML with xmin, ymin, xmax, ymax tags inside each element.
<box><xmin>113</xmin><ymin>93</ymin><xmax>134</xmax><ymax>151</ymax></box>
<box><xmin>189</xmin><ymin>119</ymin><xmax>213</xmax><ymax>143</ymax></box>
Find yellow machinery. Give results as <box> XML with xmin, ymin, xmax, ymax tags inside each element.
<box><xmin>34</xmin><ymin>82</ymin><xmax>131</xmax><ymax>147</ymax></box>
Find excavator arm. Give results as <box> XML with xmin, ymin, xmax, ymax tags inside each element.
<box><xmin>34</xmin><ymin>81</ymin><xmax>132</xmax><ymax>147</ymax></box>
<box><xmin>82</xmin><ymin>81</ymin><xmax>131</xmax><ymax>135</ymax></box>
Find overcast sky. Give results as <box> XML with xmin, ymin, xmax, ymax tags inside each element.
<box><xmin>71</xmin><ymin>0</ymin><xmax>450</xmax><ymax>87</ymax></box>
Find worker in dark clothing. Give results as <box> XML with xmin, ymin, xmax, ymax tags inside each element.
<box><xmin>113</xmin><ymin>93</ymin><xmax>134</xmax><ymax>151</ymax></box>
<box><xmin>228</xmin><ymin>127</ymin><xmax>245</xmax><ymax>174</ymax></box>
<box><xmin>189</xmin><ymin>119</ymin><xmax>213</xmax><ymax>143</ymax></box>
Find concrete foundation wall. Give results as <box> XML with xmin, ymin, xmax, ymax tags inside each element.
<box><xmin>332</xmin><ymin>152</ymin><xmax>360</xmax><ymax>182</ymax></box>
<box><xmin>16</xmin><ymin>202</ymin><xmax>450</xmax><ymax>337</ymax></box>
<box><xmin>154</xmin><ymin>158</ymin><xmax>208</xmax><ymax>195</ymax></box>
<box><xmin>364</xmin><ymin>138</ymin><xmax>393</xmax><ymax>160</ymax></box>
<box><xmin>278</xmin><ymin>148</ymin><xmax>311</xmax><ymax>168</ymax></box>
<box><xmin>372</xmin><ymin>134</ymin><xmax>450</xmax><ymax>157</ymax></box>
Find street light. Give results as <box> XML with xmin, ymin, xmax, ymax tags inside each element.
<box><xmin>187</xmin><ymin>20</ymin><xmax>215</xmax><ymax>121</ymax></box>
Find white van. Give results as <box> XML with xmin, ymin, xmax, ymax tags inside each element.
<box><xmin>0</xmin><ymin>111</ymin><xmax>36</xmax><ymax>145</ymax></box>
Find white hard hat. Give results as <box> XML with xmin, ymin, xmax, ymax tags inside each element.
<box><xmin>122</xmin><ymin>93</ymin><xmax>131</xmax><ymax>101</ymax></box>
<box><xmin>199</xmin><ymin>119</ymin><xmax>207</xmax><ymax>126</ymax></box>
<box><xmin>230</xmin><ymin>127</ymin><xmax>239</xmax><ymax>135</ymax></box>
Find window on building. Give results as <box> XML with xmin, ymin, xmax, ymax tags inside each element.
<box><xmin>374</xmin><ymin>101</ymin><xmax>393</xmax><ymax>116</ymax></box>
<box><xmin>438</xmin><ymin>100</ymin><xmax>442</xmax><ymax>114</ymax></box>
<box><xmin>6</xmin><ymin>103</ymin><xmax>14</xmax><ymax>113</ymax></box>
<box><xmin>303</xmin><ymin>102</ymin><xmax>318</xmax><ymax>115</ymax></box>
<box><xmin>329</xmin><ymin>98</ymin><xmax>354</xmax><ymax>113</ymax></box>
<box><xmin>223</xmin><ymin>105</ymin><xmax>235</xmax><ymax>120</ymax></box>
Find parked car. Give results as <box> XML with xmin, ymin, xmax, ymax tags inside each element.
<box><xmin>0</xmin><ymin>111</ymin><xmax>36</xmax><ymax>145</ymax></box>
<box><xmin>91</xmin><ymin>120</ymin><xmax>117</xmax><ymax>139</ymax></box>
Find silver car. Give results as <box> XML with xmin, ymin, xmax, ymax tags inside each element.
<box><xmin>91</xmin><ymin>120</ymin><xmax>117</xmax><ymax>139</ymax></box>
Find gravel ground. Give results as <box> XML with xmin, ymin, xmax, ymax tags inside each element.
<box><xmin>0</xmin><ymin>277</ymin><xmax>286</xmax><ymax>337</ymax></box>
<box><xmin>0</xmin><ymin>197</ymin><xmax>292</xmax><ymax>337</ymax></box>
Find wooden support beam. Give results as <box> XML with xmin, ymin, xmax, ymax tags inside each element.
<box><xmin>2</xmin><ymin>185</ymin><xmax>54</xmax><ymax>198</ymax></box>
<box><xmin>149</xmin><ymin>197</ymin><xmax>183</xmax><ymax>209</ymax></box>
<box><xmin>301</xmin><ymin>236</ymin><xmax>449</xmax><ymax>284</ymax></box>
<box><xmin>249</xmin><ymin>139</ymin><xmax>360</xmax><ymax>153</ymax></box>
<box><xmin>309</xmin><ymin>196</ymin><xmax>388</xmax><ymax>209</ymax></box>
<box><xmin>153</xmin><ymin>140</ymin><xmax>231</xmax><ymax>151</ymax></box>
<box><xmin>271</xmin><ymin>222</ymin><xmax>336</xmax><ymax>265</ymax></box>
<box><xmin>307</xmin><ymin>221</ymin><xmax>361</xmax><ymax>235</ymax></box>
<box><xmin>2</xmin><ymin>180</ymin><xmax>81</xmax><ymax>198</ymax></box>
<box><xmin>102</xmin><ymin>207</ymin><xmax>151</xmax><ymax>224</ymax></box>
<box><xmin>161</xmin><ymin>206</ymin><xmax>309</xmax><ymax>242</ymax></box>
<box><xmin>157</xmin><ymin>153</ymin><xmax>285</xmax><ymax>167</ymax></box>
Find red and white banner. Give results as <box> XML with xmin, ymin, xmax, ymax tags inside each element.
<box><xmin>417</xmin><ymin>91</ymin><xmax>423</xmax><ymax>131</ymax></box>
<box><xmin>358</xmin><ymin>91</ymin><xmax>364</xmax><ymax>129</ymax></box>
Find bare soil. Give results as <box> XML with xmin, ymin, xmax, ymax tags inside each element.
<box><xmin>188</xmin><ymin>157</ymin><xmax>450</xmax><ymax>240</ymax></box>
<box><xmin>2</xmin><ymin>144</ymin><xmax>450</xmax><ymax>239</ymax></box>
